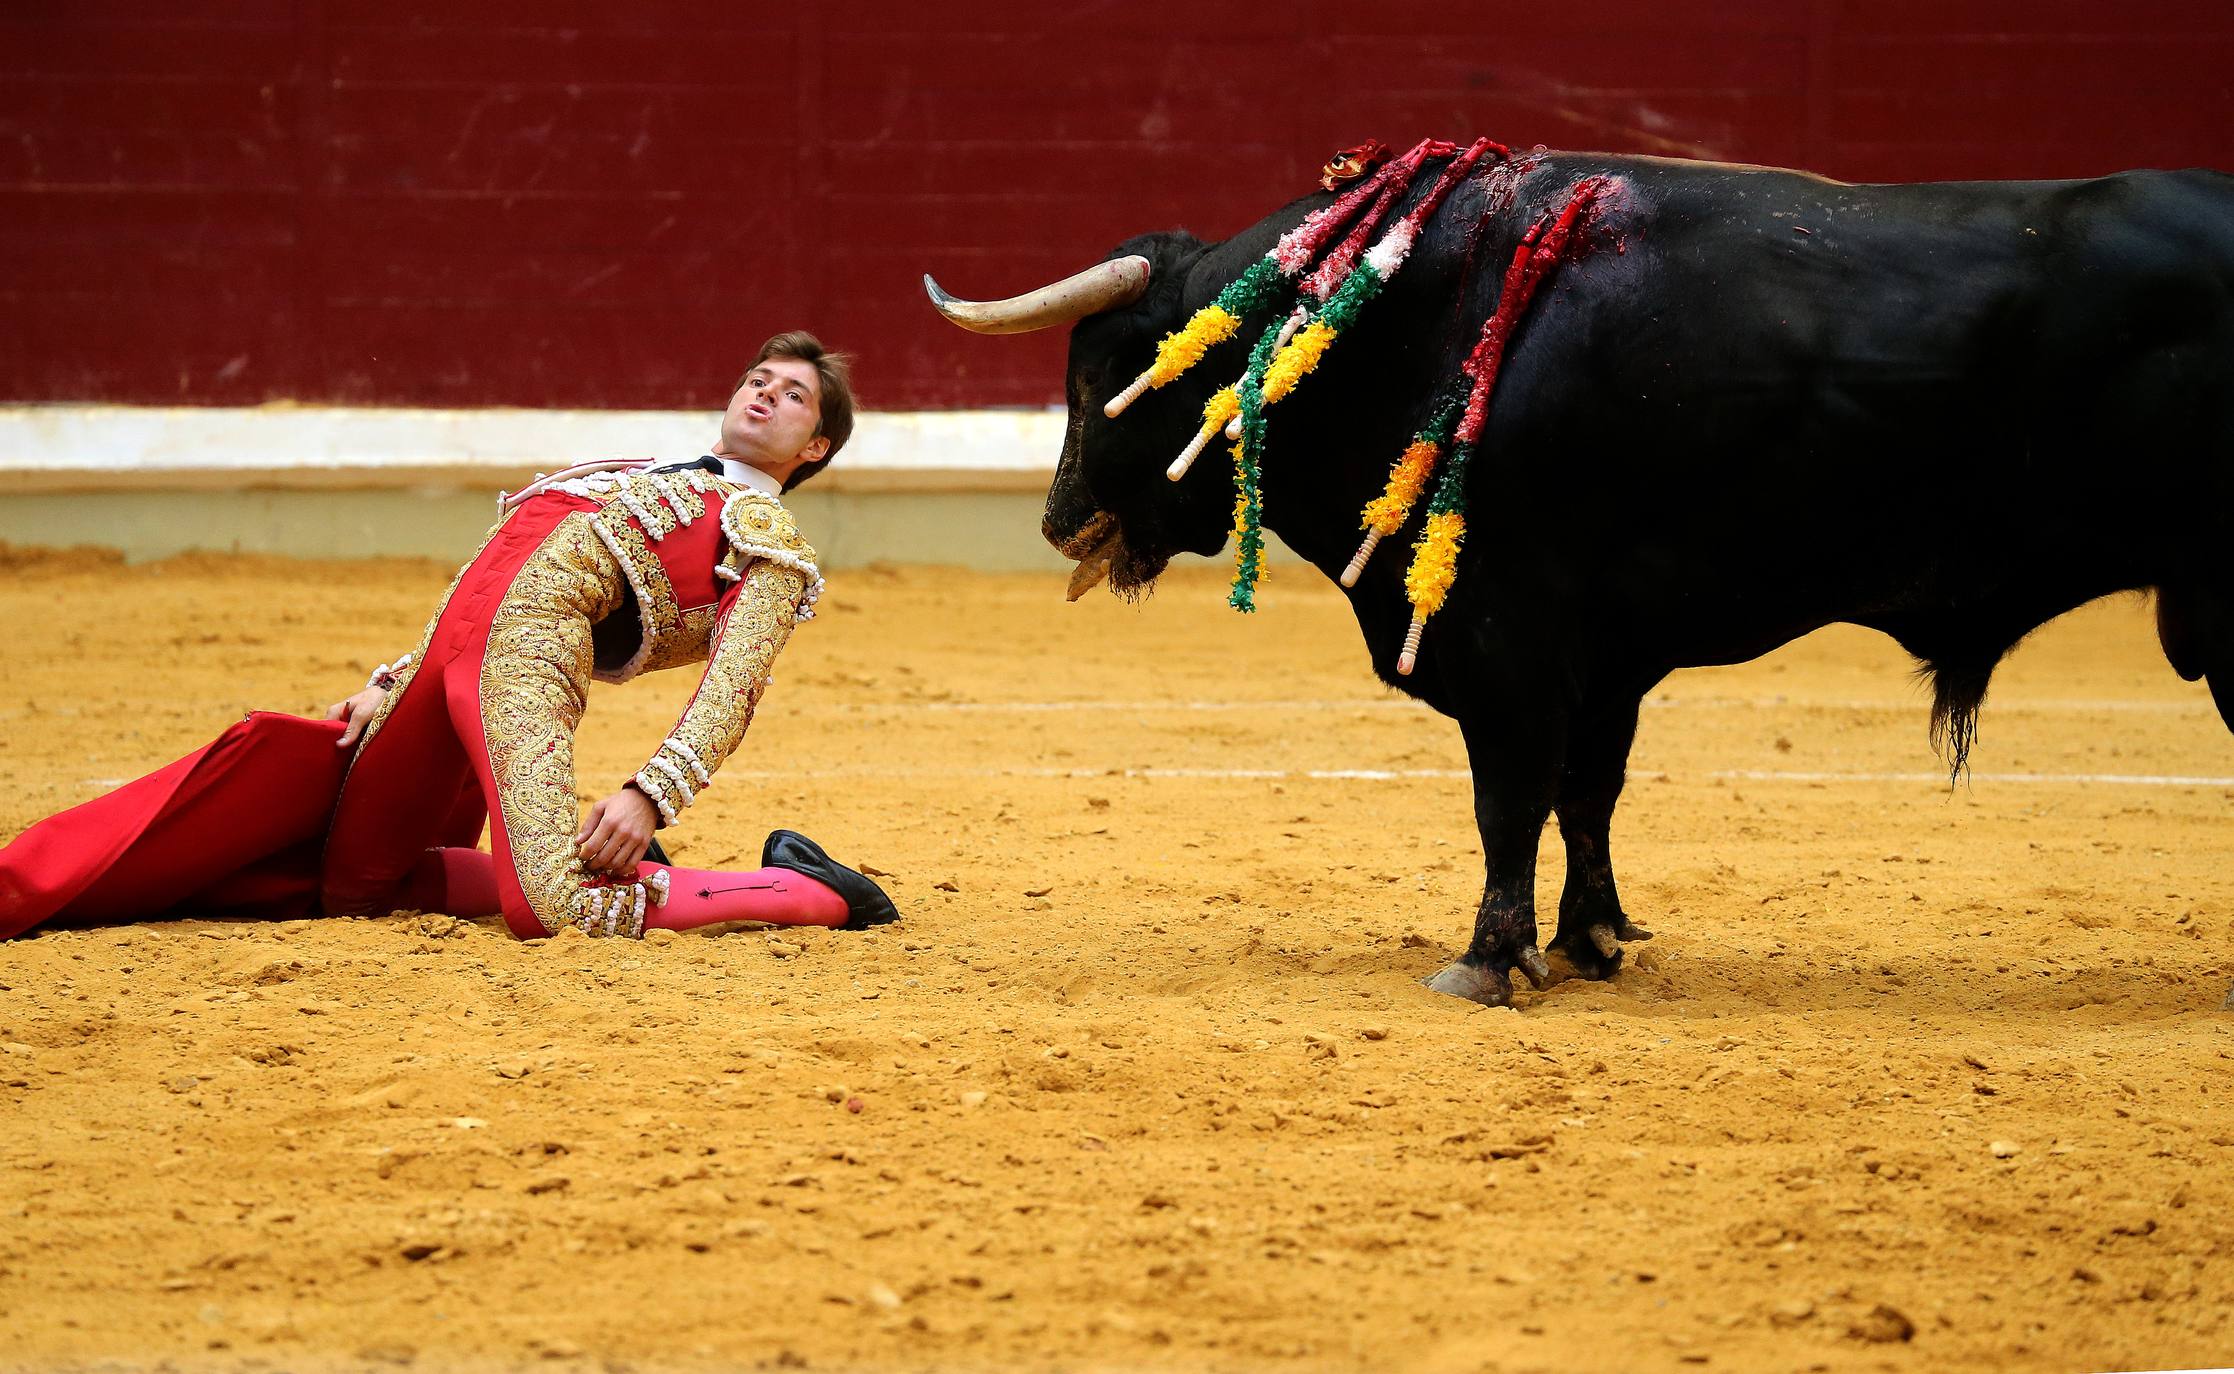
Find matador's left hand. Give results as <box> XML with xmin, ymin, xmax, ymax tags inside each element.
<box><xmin>326</xmin><ymin>686</ymin><xmax>388</xmax><ymax>749</ymax></box>
<box><xmin>577</xmin><ymin>786</ymin><xmax>659</xmax><ymax>877</ymax></box>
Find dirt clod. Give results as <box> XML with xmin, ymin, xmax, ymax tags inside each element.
<box><xmin>1849</xmin><ymin>1303</ymin><xmax>1916</xmax><ymax>1344</ymax></box>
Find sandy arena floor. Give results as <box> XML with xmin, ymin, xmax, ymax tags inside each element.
<box><xmin>1</xmin><ymin>545</ymin><xmax>2231</xmax><ymax>1374</ymax></box>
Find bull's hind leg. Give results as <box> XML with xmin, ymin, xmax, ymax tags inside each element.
<box><xmin>1548</xmin><ymin>693</ymin><xmax>1652</xmax><ymax>981</ymax></box>
<box><xmin>1423</xmin><ymin>711</ymin><xmax>1563</xmax><ymax>1008</ymax></box>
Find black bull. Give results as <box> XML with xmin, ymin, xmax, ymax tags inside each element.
<box><xmin>929</xmin><ymin>152</ymin><xmax>2234</xmax><ymax>1007</ymax></box>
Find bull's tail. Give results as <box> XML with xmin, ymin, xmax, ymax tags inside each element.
<box><xmin>2155</xmin><ymin>585</ymin><xmax>2234</xmax><ymax>732</ymax></box>
<box><xmin>1924</xmin><ymin>657</ymin><xmax>1994</xmax><ymax>785</ymax></box>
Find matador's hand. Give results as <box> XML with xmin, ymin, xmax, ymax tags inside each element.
<box><xmin>577</xmin><ymin>786</ymin><xmax>659</xmax><ymax>876</ymax></box>
<box><xmin>325</xmin><ymin>687</ymin><xmax>388</xmax><ymax>749</ymax></box>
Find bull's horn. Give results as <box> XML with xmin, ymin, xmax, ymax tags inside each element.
<box><xmin>923</xmin><ymin>255</ymin><xmax>1152</xmax><ymax>335</ymax></box>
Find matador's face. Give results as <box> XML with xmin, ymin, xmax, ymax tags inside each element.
<box><xmin>719</xmin><ymin>356</ymin><xmax>829</xmax><ymax>477</ymax></box>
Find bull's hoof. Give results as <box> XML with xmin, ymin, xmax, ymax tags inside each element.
<box><xmin>1424</xmin><ymin>961</ymin><xmax>1515</xmax><ymax>1008</ymax></box>
<box><xmin>1550</xmin><ymin>914</ymin><xmax>1652</xmax><ymax>982</ymax></box>
<box><xmin>1550</xmin><ymin>924</ymin><xmax>1624</xmax><ymax>980</ymax></box>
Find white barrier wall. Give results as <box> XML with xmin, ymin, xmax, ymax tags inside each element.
<box><xmin>0</xmin><ymin>405</ymin><xmax>1307</xmax><ymax>571</ymax></box>
<box><xmin>0</xmin><ymin>406</ymin><xmax>1062</xmax><ymax>568</ymax></box>
<box><xmin>0</xmin><ymin>405</ymin><xmax>1064</xmax><ymax>493</ymax></box>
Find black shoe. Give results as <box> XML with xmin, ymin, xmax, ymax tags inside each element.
<box><xmin>761</xmin><ymin>830</ymin><xmax>899</xmax><ymax>930</ymax></box>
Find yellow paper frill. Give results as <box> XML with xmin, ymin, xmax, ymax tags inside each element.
<box><xmin>1260</xmin><ymin>320</ymin><xmax>1338</xmax><ymax>405</ymax></box>
<box><xmin>1404</xmin><ymin>511</ymin><xmax>1466</xmax><ymax>617</ymax></box>
<box><xmin>1149</xmin><ymin>305</ymin><xmax>1241</xmax><ymax>388</ymax></box>
<box><xmin>1202</xmin><ymin>386</ymin><xmax>1240</xmax><ymax>433</ymax></box>
<box><xmin>1361</xmin><ymin>439</ymin><xmax>1440</xmax><ymax>537</ymax></box>
<box><xmin>1229</xmin><ymin>440</ymin><xmax>1251</xmax><ymax>547</ymax></box>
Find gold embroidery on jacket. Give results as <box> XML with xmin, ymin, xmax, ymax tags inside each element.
<box><xmin>588</xmin><ymin>478</ymin><xmax>817</xmax><ymax>682</ymax></box>
<box><xmin>477</xmin><ymin>513</ymin><xmax>651</xmax><ymax>937</ymax></box>
<box><xmin>649</xmin><ymin>469</ymin><xmax>708</xmax><ymax>526</ymax></box>
<box><xmin>385</xmin><ymin>480</ymin><xmax>822</xmax><ymax>867</ymax></box>
<box><xmin>341</xmin><ymin>480</ymin><xmax>825</xmax><ymax>936</ymax></box>
<box><xmin>634</xmin><ymin>603</ymin><xmax>721</xmax><ymax>678</ymax></box>
<box><xmin>585</xmin><ymin>504</ymin><xmax>682</xmax><ymax>683</ymax></box>
<box><xmin>715</xmin><ymin>493</ymin><xmax>824</xmax><ymax>620</ymax></box>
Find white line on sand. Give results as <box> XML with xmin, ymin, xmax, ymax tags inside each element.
<box><xmin>721</xmin><ymin>766</ymin><xmax>1472</xmax><ymax>781</ymax></box>
<box><xmin>806</xmin><ymin>697</ymin><xmax>2212</xmax><ymax>716</ymax></box>
<box><xmin>1710</xmin><ymin>769</ymin><xmax>2234</xmax><ymax>787</ymax></box>
<box><xmin>718</xmin><ymin>765</ymin><xmax>2234</xmax><ymax>787</ymax></box>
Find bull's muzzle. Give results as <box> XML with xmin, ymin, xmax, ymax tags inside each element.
<box><xmin>1046</xmin><ymin>510</ymin><xmax>1124</xmax><ymax>601</ymax></box>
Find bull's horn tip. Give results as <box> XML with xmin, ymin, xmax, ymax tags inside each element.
<box><xmin>922</xmin><ymin>273</ymin><xmax>954</xmax><ymax>305</ymax></box>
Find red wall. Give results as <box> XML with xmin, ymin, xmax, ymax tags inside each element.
<box><xmin>5</xmin><ymin>1</ymin><xmax>2233</xmax><ymax>411</ymax></box>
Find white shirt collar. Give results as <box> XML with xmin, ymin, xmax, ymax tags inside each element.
<box><xmin>708</xmin><ymin>455</ymin><xmax>784</xmax><ymax>497</ymax></box>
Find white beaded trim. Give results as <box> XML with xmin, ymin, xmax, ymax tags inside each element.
<box><xmin>632</xmin><ymin>769</ymin><xmax>681</xmax><ymax>826</ymax></box>
<box><xmin>713</xmin><ymin>492</ymin><xmax>825</xmax><ymax>619</ymax></box>
<box><xmin>649</xmin><ymin>471</ymin><xmax>708</xmax><ymax>528</ymax></box>
<box><xmin>572</xmin><ymin>891</ymin><xmax>612</xmax><ymax>938</ymax></box>
<box><xmin>569</xmin><ymin>881</ymin><xmax>647</xmax><ymax>940</ymax></box>
<box><xmin>662</xmin><ymin>737</ymin><xmax>712</xmax><ymax>786</ymax></box>
<box><xmin>500</xmin><ymin>458</ymin><xmax>652</xmax><ymax>515</ymax></box>
<box><xmin>645</xmin><ymin>753</ymin><xmax>698</xmax><ymax>807</ymax></box>
<box><xmin>554</xmin><ymin>470</ymin><xmax>714</xmax><ymax>547</ymax></box>
<box><xmin>616</xmin><ymin>484</ymin><xmax>665</xmax><ymax>537</ymax></box>
<box><xmin>584</xmin><ymin>516</ymin><xmax>666</xmax><ymax>685</ymax></box>
<box><xmin>716</xmin><ymin>539</ymin><xmax>826</xmax><ymax>622</ymax></box>
<box><xmin>631</xmin><ymin>735</ymin><xmax>715</xmax><ymax>826</ymax></box>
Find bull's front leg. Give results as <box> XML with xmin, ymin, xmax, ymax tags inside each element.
<box><xmin>1548</xmin><ymin>692</ymin><xmax>1652</xmax><ymax>980</ymax></box>
<box><xmin>1423</xmin><ymin>711</ymin><xmax>1563</xmax><ymax>1008</ymax></box>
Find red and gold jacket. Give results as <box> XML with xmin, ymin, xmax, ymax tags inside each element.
<box><xmin>544</xmin><ymin>457</ymin><xmax>822</xmax><ymax>825</ymax></box>
<box><xmin>377</xmin><ymin>456</ymin><xmax>824</xmax><ymax>828</ymax></box>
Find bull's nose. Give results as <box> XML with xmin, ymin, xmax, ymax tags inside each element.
<box><xmin>1045</xmin><ymin>509</ymin><xmax>1118</xmax><ymax>561</ymax></box>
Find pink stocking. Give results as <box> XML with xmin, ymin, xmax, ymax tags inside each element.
<box><xmin>642</xmin><ymin>862</ymin><xmax>848</xmax><ymax>931</ymax></box>
<box><xmin>390</xmin><ymin>851</ymin><xmax>848</xmax><ymax>932</ymax></box>
<box><xmin>396</xmin><ymin>847</ymin><xmax>504</xmax><ymax>919</ymax></box>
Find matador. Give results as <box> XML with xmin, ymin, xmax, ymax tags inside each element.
<box><xmin>0</xmin><ymin>332</ymin><xmax>895</xmax><ymax>941</ymax></box>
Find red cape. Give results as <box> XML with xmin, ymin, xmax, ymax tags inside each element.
<box><xmin>0</xmin><ymin>712</ymin><xmax>478</xmax><ymax>939</ymax></box>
